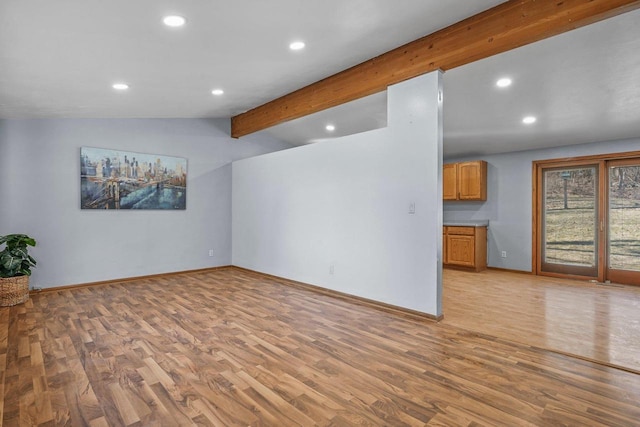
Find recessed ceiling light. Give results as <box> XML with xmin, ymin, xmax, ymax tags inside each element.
<box><xmin>496</xmin><ymin>78</ymin><xmax>512</xmax><ymax>88</ymax></box>
<box><xmin>211</xmin><ymin>89</ymin><xmax>224</xmax><ymax>96</ymax></box>
<box><xmin>289</xmin><ymin>41</ymin><xmax>305</xmax><ymax>51</ymax></box>
<box><xmin>163</xmin><ymin>15</ymin><xmax>186</xmax><ymax>27</ymax></box>
<box><xmin>522</xmin><ymin>116</ymin><xmax>537</xmax><ymax>124</ymax></box>
<box><xmin>112</xmin><ymin>83</ymin><xmax>129</xmax><ymax>90</ymax></box>
<box><xmin>325</xmin><ymin>124</ymin><xmax>335</xmax><ymax>132</ymax></box>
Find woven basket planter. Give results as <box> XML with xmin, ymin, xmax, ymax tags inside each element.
<box><xmin>0</xmin><ymin>275</ymin><xmax>30</xmax><ymax>307</ymax></box>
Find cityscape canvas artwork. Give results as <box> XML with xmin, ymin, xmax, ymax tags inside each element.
<box><xmin>80</xmin><ymin>147</ymin><xmax>187</xmax><ymax>210</ymax></box>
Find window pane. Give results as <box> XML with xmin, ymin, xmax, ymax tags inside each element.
<box><xmin>544</xmin><ymin>167</ymin><xmax>597</xmax><ymax>267</ymax></box>
<box><xmin>609</xmin><ymin>165</ymin><xmax>640</xmax><ymax>272</ymax></box>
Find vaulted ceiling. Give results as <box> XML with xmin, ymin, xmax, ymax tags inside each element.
<box><xmin>1</xmin><ymin>1</ymin><xmax>639</xmax><ymax>157</ymax></box>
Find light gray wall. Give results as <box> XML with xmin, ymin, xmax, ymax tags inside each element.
<box><xmin>0</xmin><ymin>118</ymin><xmax>290</xmax><ymax>288</ymax></box>
<box><xmin>233</xmin><ymin>73</ymin><xmax>444</xmax><ymax>316</ymax></box>
<box><xmin>0</xmin><ymin>125</ymin><xmax>9</xmax><ymax>231</ymax></box>
<box><xmin>444</xmin><ymin>138</ymin><xmax>640</xmax><ymax>271</ymax></box>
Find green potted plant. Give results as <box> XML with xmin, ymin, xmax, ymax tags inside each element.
<box><xmin>0</xmin><ymin>234</ymin><xmax>37</xmax><ymax>306</ymax></box>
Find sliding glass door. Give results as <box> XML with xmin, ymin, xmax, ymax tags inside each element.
<box><xmin>540</xmin><ymin>165</ymin><xmax>599</xmax><ymax>277</ymax></box>
<box><xmin>607</xmin><ymin>159</ymin><xmax>640</xmax><ymax>285</ymax></box>
<box><xmin>536</xmin><ymin>154</ymin><xmax>640</xmax><ymax>286</ymax></box>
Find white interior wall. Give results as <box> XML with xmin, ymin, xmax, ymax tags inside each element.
<box><xmin>444</xmin><ymin>138</ymin><xmax>640</xmax><ymax>271</ymax></box>
<box><xmin>232</xmin><ymin>72</ymin><xmax>443</xmax><ymax>316</ymax></box>
<box><xmin>0</xmin><ymin>118</ymin><xmax>290</xmax><ymax>288</ymax></box>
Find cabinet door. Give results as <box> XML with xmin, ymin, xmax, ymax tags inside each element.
<box><xmin>443</xmin><ymin>164</ymin><xmax>458</xmax><ymax>200</ymax></box>
<box><xmin>446</xmin><ymin>235</ymin><xmax>475</xmax><ymax>267</ymax></box>
<box><xmin>443</xmin><ymin>228</ymin><xmax>448</xmax><ymax>264</ymax></box>
<box><xmin>458</xmin><ymin>161</ymin><xmax>487</xmax><ymax>200</ymax></box>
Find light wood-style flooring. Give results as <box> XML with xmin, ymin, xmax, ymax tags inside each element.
<box><xmin>442</xmin><ymin>268</ymin><xmax>640</xmax><ymax>374</ymax></box>
<box><xmin>1</xmin><ymin>267</ymin><xmax>640</xmax><ymax>426</ymax></box>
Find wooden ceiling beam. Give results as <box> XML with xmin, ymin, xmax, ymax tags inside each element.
<box><xmin>231</xmin><ymin>0</ymin><xmax>640</xmax><ymax>138</ymax></box>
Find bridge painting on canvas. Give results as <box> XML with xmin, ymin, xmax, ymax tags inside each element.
<box><xmin>80</xmin><ymin>147</ymin><xmax>187</xmax><ymax>210</ymax></box>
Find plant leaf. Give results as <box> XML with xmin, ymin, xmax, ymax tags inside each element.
<box><xmin>2</xmin><ymin>256</ymin><xmax>21</xmax><ymax>273</ymax></box>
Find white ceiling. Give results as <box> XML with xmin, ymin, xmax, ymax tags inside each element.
<box><xmin>1</xmin><ymin>1</ymin><xmax>639</xmax><ymax>157</ymax></box>
<box><xmin>262</xmin><ymin>7</ymin><xmax>640</xmax><ymax>157</ymax></box>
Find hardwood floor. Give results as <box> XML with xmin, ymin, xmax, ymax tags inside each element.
<box><xmin>1</xmin><ymin>267</ymin><xmax>639</xmax><ymax>426</ymax></box>
<box><xmin>442</xmin><ymin>268</ymin><xmax>640</xmax><ymax>374</ymax></box>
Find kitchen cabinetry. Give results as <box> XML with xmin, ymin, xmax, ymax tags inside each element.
<box><xmin>443</xmin><ymin>160</ymin><xmax>487</xmax><ymax>201</ymax></box>
<box><xmin>443</xmin><ymin>225</ymin><xmax>487</xmax><ymax>271</ymax></box>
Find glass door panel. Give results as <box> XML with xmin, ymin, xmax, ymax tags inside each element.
<box><xmin>607</xmin><ymin>160</ymin><xmax>640</xmax><ymax>285</ymax></box>
<box><xmin>541</xmin><ymin>166</ymin><xmax>598</xmax><ymax>277</ymax></box>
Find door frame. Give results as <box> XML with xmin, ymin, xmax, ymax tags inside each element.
<box><xmin>532</xmin><ymin>150</ymin><xmax>640</xmax><ymax>283</ymax></box>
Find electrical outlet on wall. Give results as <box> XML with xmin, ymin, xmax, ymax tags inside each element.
<box><xmin>501</xmin><ymin>251</ymin><xmax>507</xmax><ymax>258</ymax></box>
<box><xmin>329</xmin><ymin>264</ymin><xmax>334</xmax><ymax>275</ymax></box>
<box><xmin>208</xmin><ymin>249</ymin><xmax>214</xmax><ymax>257</ymax></box>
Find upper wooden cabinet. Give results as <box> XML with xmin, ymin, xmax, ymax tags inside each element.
<box><xmin>443</xmin><ymin>160</ymin><xmax>487</xmax><ymax>201</ymax></box>
<box><xmin>443</xmin><ymin>164</ymin><xmax>458</xmax><ymax>200</ymax></box>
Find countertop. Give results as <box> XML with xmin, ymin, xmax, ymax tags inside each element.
<box><xmin>443</xmin><ymin>220</ymin><xmax>489</xmax><ymax>227</ymax></box>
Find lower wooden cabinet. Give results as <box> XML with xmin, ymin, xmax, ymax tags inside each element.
<box><xmin>443</xmin><ymin>226</ymin><xmax>487</xmax><ymax>272</ymax></box>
